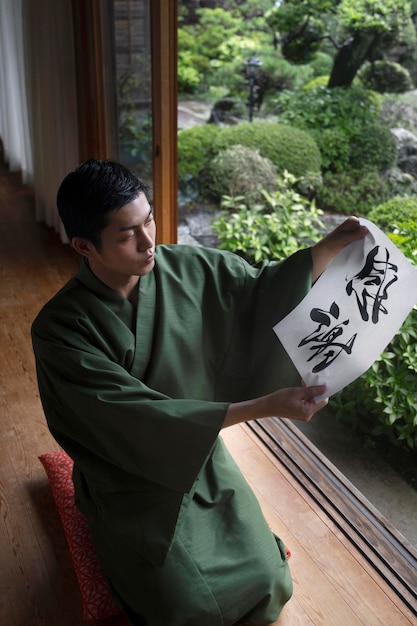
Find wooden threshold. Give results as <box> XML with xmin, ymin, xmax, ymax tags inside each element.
<box><xmin>248</xmin><ymin>417</ymin><xmax>417</xmax><ymax>615</ymax></box>
<box><xmin>222</xmin><ymin>422</ymin><xmax>417</xmax><ymax>624</ymax></box>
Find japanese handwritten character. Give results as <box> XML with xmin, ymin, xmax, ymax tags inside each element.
<box><xmin>298</xmin><ymin>301</ymin><xmax>357</xmax><ymax>372</ymax></box>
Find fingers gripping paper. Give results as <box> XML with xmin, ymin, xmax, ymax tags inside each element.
<box><xmin>273</xmin><ymin>219</ymin><xmax>417</xmax><ymax>402</ymax></box>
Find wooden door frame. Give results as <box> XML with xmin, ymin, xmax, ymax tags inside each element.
<box><xmin>71</xmin><ymin>0</ymin><xmax>178</xmax><ymax>244</ymax></box>
<box><xmin>150</xmin><ymin>0</ymin><xmax>178</xmax><ymax>244</ymax></box>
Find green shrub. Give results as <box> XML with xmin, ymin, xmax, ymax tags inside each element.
<box><xmin>178</xmin><ymin>124</ymin><xmax>227</xmax><ymax>199</ymax></box>
<box><xmin>221</xmin><ymin>122</ymin><xmax>322</xmax><ymax>178</ymax></box>
<box><xmin>317</xmin><ymin>128</ymin><xmax>352</xmax><ymax>172</ymax></box>
<box><xmin>208</xmin><ymin>145</ymin><xmax>278</xmax><ymax>203</ymax></box>
<box><xmin>309</xmin><ymin>52</ymin><xmax>333</xmax><ymax>78</ymax></box>
<box><xmin>367</xmin><ymin>196</ymin><xmax>417</xmax><ymax>230</ymax></box>
<box><xmin>316</xmin><ymin>170</ymin><xmax>390</xmax><ymax>215</ymax></box>
<box><xmin>177</xmin><ymin>56</ymin><xmax>204</xmax><ymax>93</ymax></box>
<box><xmin>331</xmin><ymin>200</ymin><xmax>417</xmax><ymax>450</ymax></box>
<box><xmin>178</xmin><ymin>121</ymin><xmax>322</xmax><ymax>202</ymax></box>
<box><xmin>359</xmin><ymin>60</ymin><xmax>413</xmax><ymax>94</ymax></box>
<box><xmin>348</xmin><ymin>123</ymin><xmax>397</xmax><ymax>172</ymax></box>
<box><xmin>280</xmin><ymin>17</ymin><xmax>324</xmax><ymax>64</ymax></box>
<box><xmin>331</xmin><ymin>309</ymin><xmax>417</xmax><ymax>450</ymax></box>
<box><xmin>302</xmin><ymin>75</ymin><xmax>329</xmax><ymax>91</ymax></box>
<box><xmin>178</xmin><ymin>6</ymin><xmax>273</xmax><ymax>98</ymax></box>
<box><xmin>270</xmin><ymin>85</ymin><xmax>383</xmax><ymax>172</ymax></box>
<box><xmin>212</xmin><ymin>172</ymin><xmax>324</xmax><ymax>263</ymax></box>
<box><xmin>368</xmin><ymin>197</ymin><xmax>417</xmax><ymax>266</ymax></box>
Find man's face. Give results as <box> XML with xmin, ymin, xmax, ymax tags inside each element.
<box><xmin>83</xmin><ymin>193</ymin><xmax>156</xmax><ymax>286</ymax></box>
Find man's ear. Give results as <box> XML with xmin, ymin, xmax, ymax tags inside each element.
<box><xmin>71</xmin><ymin>237</ymin><xmax>96</xmax><ymax>258</ymax></box>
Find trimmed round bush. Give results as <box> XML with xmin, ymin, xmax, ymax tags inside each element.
<box><xmin>178</xmin><ymin>124</ymin><xmax>228</xmax><ymax>199</ymax></box>
<box><xmin>178</xmin><ymin>124</ymin><xmax>225</xmax><ymax>180</ymax></box>
<box><xmin>221</xmin><ymin>121</ymin><xmax>322</xmax><ymax>178</ymax></box>
<box><xmin>208</xmin><ymin>145</ymin><xmax>278</xmax><ymax>203</ymax></box>
<box><xmin>317</xmin><ymin>169</ymin><xmax>390</xmax><ymax>216</ymax></box>
<box><xmin>359</xmin><ymin>60</ymin><xmax>413</xmax><ymax>94</ymax></box>
<box><xmin>178</xmin><ymin>121</ymin><xmax>321</xmax><ymax>202</ymax></box>
<box><xmin>348</xmin><ymin>123</ymin><xmax>397</xmax><ymax>172</ymax></box>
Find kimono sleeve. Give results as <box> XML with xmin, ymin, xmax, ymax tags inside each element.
<box><xmin>214</xmin><ymin>247</ymin><xmax>314</xmax><ymax>400</ymax></box>
<box><xmin>32</xmin><ymin>319</ymin><xmax>229</xmax><ymax>494</ymax></box>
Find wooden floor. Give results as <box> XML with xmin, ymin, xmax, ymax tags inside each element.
<box><xmin>1</xmin><ymin>157</ymin><xmax>416</xmax><ymax>625</ymax></box>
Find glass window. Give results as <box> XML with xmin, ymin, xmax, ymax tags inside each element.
<box><xmin>113</xmin><ymin>0</ymin><xmax>152</xmax><ymax>186</ymax></box>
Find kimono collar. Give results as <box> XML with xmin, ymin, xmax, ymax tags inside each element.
<box><xmin>74</xmin><ymin>258</ymin><xmax>156</xmax><ymax>338</ymax></box>
<box><xmin>75</xmin><ymin>258</ymin><xmax>135</xmax><ymax>304</ymax></box>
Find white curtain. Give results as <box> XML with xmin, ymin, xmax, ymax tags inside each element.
<box><xmin>0</xmin><ymin>0</ymin><xmax>33</xmax><ymax>183</ymax></box>
<box><xmin>24</xmin><ymin>0</ymin><xmax>79</xmax><ymax>241</ymax></box>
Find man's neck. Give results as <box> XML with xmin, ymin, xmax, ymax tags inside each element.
<box><xmin>86</xmin><ymin>258</ymin><xmax>140</xmax><ymax>301</ymax></box>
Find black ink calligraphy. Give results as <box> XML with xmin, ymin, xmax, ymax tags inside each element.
<box><xmin>346</xmin><ymin>246</ymin><xmax>398</xmax><ymax>323</ymax></box>
<box><xmin>298</xmin><ymin>302</ymin><xmax>357</xmax><ymax>373</ymax></box>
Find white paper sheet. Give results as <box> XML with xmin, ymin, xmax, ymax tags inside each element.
<box><xmin>273</xmin><ymin>218</ymin><xmax>417</xmax><ymax>402</ymax></box>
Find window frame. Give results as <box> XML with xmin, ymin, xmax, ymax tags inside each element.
<box><xmin>72</xmin><ymin>0</ymin><xmax>178</xmax><ymax>244</ymax></box>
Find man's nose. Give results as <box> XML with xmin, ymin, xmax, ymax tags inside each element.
<box><xmin>137</xmin><ymin>229</ymin><xmax>153</xmax><ymax>250</ymax></box>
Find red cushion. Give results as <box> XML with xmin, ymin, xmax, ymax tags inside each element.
<box><xmin>39</xmin><ymin>450</ymin><xmax>123</xmax><ymax>622</ymax></box>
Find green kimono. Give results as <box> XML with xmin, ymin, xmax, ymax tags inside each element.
<box><xmin>32</xmin><ymin>244</ymin><xmax>312</xmax><ymax>626</ymax></box>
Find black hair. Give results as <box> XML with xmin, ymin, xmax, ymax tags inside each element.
<box><xmin>57</xmin><ymin>159</ymin><xmax>151</xmax><ymax>248</ymax></box>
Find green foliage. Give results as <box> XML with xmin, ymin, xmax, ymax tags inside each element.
<box><xmin>221</xmin><ymin>122</ymin><xmax>322</xmax><ymax>177</ymax></box>
<box><xmin>302</xmin><ymin>75</ymin><xmax>330</xmax><ymax>91</ymax></box>
<box><xmin>212</xmin><ymin>172</ymin><xmax>324</xmax><ymax>263</ymax></box>
<box><xmin>367</xmin><ymin>195</ymin><xmax>417</xmax><ymax>230</ymax></box>
<box><xmin>331</xmin><ymin>308</ymin><xmax>417</xmax><ymax>450</ymax></box>
<box><xmin>359</xmin><ymin>60</ymin><xmax>413</xmax><ymax>93</ymax></box>
<box><xmin>178</xmin><ymin>125</ymin><xmax>228</xmax><ymax>199</ymax></box>
<box><xmin>178</xmin><ymin>6</ymin><xmax>271</xmax><ymax>98</ymax></box>
<box><xmin>309</xmin><ymin>52</ymin><xmax>334</xmax><ymax>77</ymax></box>
<box><xmin>186</xmin><ymin>8</ymin><xmax>243</xmax><ymax>60</ymax></box>
<box><xmin>270</xmin><ymin>85</ymin><xmax>388</xmax><ymax>172</ymax></box>
<box><xmin>277</xmin><ymin>83</ymin><xmax>381</xmax><ymax>131</ymax></box>
<box><xmin>316</xmin><ymin>169</ymin><xmax>390</xmax><ymax>215</ymax></box>
<box><xmin>178</xmin><ymin>121</ymin><xmax>322</xmax><ymax>201</ymax></box>
<box><xmin>177</xmin><ymin>60</ymin><xmax>202</xmax><ymax>94</ymax></box>
<box><xmin>388</xmin><ymin>223</ymin><xmax>417</xmax><ymax>263</ymax></box>
<box><xmin>339</xmin><ymin>0</ymin><xmax>411</xmax><ymax>35</ymax></box>
<box><xmin>117</xmin><ymin>63</ymin><xmax>152</xmax><ymax>165</ymax></box>
<box><xmin>331</xmin><ymin>198</ymin><xmax>417</xmax><ymax>450</ymax></box>
<box><xmin>258</xmin><ymin>56</ymin><xmax>317</xmax><ymax>95</ymax></box>
<box><xmin>177</xmin><ymin>3</ymin><xmax>329</xmax><ymax>102</ymax></box>
<box><xmin>281</xmin><ymin>17</ymin><xmax>324</xmax><ymax>64</ymax></box>
<box><xmin>118</xmin><ymin>112</ymin><xmax>152</xmax><ymax>160</ymax></box>
<box><xmin>349</xmin><ymin>123</ymin><xmax>397</xmax><ymax>172</ymax></box>
<box><xmin>266</xmin><ymin>0</ymin><xmax>414</xmax><ymax>87</ymax></box>
<box><xmin>208</xmin><ymin>145</ymin><xmax>278</xmax><ymax>203</ymax></box>
<box><xmin>266</xmin><ymin>0</ymin><xmax>334</xmax><ymax>34</ymax></box>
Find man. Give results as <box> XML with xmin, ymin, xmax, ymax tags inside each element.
<box><xmin>32</xmin><ymin>159</ymin><xmax>367</xmax><ymax>625</ymax></box>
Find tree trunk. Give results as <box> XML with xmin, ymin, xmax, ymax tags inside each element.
<box><xmin>328</xmin><ymin>32</ymin><xmax>375</xmax><ymax>88</ymax></box>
